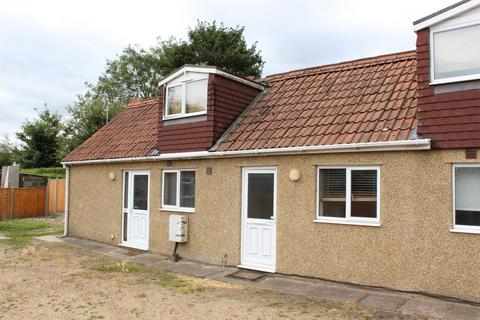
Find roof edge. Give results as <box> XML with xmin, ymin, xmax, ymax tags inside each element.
<box><xmin>62</xmin><ymin>139</ymin><xmax>431</xmax><ymax>165</ymax></box>
<box><xmin>413</xmin><ymin>0</ymin><xmax>479</xmax><ymax>31</ymax></box>
<box><xmin>126</xmin><ymin>96</ymin><xmax>161</xmax><ymax>108</ymax></box>
<box><xmin>265</xmin><ymin>50</ymin><xmax>416</xmax><ymax>82</ymax></box>
<box><xmin>158</xmin><ymin>65</ymin><xmax>265</xmax><ymax>90</ymax></box>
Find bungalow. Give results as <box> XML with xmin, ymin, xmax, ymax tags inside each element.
<box><xmin>62</xmin><ymin>1</ymin><xmax>480</xmax><ymax>303</ymax></box>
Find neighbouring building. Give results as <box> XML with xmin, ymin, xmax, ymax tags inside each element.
<box><xmin>62</xmin><ymin>1</ymin><xmax>480</xmax><ymax>303</ymax></box>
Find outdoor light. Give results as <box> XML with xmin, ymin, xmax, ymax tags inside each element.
<box><xmin>288</xmin><ymin>168</ymin><xmax>301</xmax><ymax>182</ymax></box>
<box><xmin>108</xmin><ymin>172</ymin><xmax>116</xmax><ymax>181</ymax></box>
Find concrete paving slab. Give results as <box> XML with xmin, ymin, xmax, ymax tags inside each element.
<box><xmin>33</xmin><ymin>235</ymin><xmax>62</xmax><ymax>243</ymax></box>
<box><xmin>259</xmin><ymin>276</ymin><xmax>367</xmax><ymax>302</ymax></box>
<box><xmin>359</xmin><ymin>293</ymin><xmax>407</xmax><ymax>311</ymax></box>
<box><xmin>309</xmin><ymin>285</ymin><xmax>368</xmax><ymax>303</ymax></box>
<box><xmin>398</xmin><ymin>299</ymin><xmax>455</xmax><ymax>318</ymax></box>
<box><xmin>371</xmin><ymin>310</ymin><xmax>416</xmax><ymax>320</ymax></box>
<box><xmin>129</xmin><ymin>253</ymin><xmax>166</xmax><ymax>267</ymax></box>
<box><xmin>445</xmin><ymin>303</ymin><xmax>480</xmax><ymax>320</ymax></box>
<box><xmin>259</xmin><ymin>277</ymin><xmax>324</xmax><ymax>296</ymax></box>
<box><xmin>164</xmin><ymin>261</ymin><xmax>227</xmax><ymax>277</ymax></box>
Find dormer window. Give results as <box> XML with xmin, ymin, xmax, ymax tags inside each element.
<box><xmin>431</xmin><ymin>22</ymin><xmax>480</xmax><ymax>84</ymax></box>
<box><xmin>159</xmin><ymin>66</ymin><xmax>264</xmax><ymax>120</ymax></box>
<box><xmin>165</xmin><ymin>73</ymin><xmax>208</xmax><ymax>119</ymax></box>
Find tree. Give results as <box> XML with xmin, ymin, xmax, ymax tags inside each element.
<box><xmin>16</xmin><ymin>108</ymin><xmax>63</xmax><ymax>168</ymax></box>
<box><xmin>64</xmin><ymin>20</ymin><xmax>264</xmax><ymax>152</ymax></box>
<box><xmin>63</xmin><ymin>92</ymin><xmax>123</xmax><ymax>154</ymax></box>
<box><xmin>0</xmin><ymin>136</ymin><xmax>14</xmax><ymax>167</ymax></box>
<box><xmin>158</xmin><ymin>21</ymin><xmax>264</xmax><ymax>78</ymax></box>
<box><xmin>95</xmin><ymin>45</ymin><xmax>164</xmax><ymax>102</ymax></box>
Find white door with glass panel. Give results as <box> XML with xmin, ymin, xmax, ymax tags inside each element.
<box><xmin>122</xmin><ymin>171</ymin><xmax>150</xmax><ymax>250</ymax></box>
<box><xmin>241</xmin><ymin>168</ymin><xmax>277</xmax><ymax>272</ymax></box>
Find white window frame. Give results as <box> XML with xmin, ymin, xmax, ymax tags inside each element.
<box><xmin>161</xmin><ymin>169</ymin><xmax>196</xmax><ymax>213</ymax></box>
<box><xmin>164</xmin><ymin>77</ymin><xmax>208</xmax><ymax>120</ymax></box>
<box><xmin>430</xmin><ymin>20</ymin><xmax>480</xmax><ymax>85</ymax></box>
<box><xmin>451</xmin><ymin>163</ymin><xmax>480</xmax><ymax>235</ymax></box>
<box><xmin>315</xmin><ymin>166</ymin><xmax>381</xmax><ymax>227</ymax></box>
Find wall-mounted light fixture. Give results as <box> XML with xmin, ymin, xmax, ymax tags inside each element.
<box><xmin>288</xmin><ymin>168</ymin><xmax>301</xmax><ymax>182</ymax></box>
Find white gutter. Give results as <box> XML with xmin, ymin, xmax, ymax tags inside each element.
<box><xmin>61</xmin><ymin>139</ymin><xmax>431</xmax><ymax>165</ymax></box>
<box><xmin>62</xmin><ymin>164</ymin><xmax>70</xmax><ymax>237</ymax></box>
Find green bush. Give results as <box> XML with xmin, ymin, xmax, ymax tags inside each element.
<box><xmin>20</xmin><ymin>167</ymin><xmax>65</xmax><ymax>179</ymax></box>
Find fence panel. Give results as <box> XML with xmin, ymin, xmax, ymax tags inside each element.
<box><xmin>47</xmin><ymin>179</ymin><xmax>65</xmax><ymax>213</ymax></box>
<box><xmin>0</xmin><ymin>188</ymin><xmax>46</xmax><ymax>220</ymax></box>
<box><xmin>11</xmin><ymin>188</ymin><xmax>46</xmax><ymax>219</ymax></box>
<box><xmin>0</xmin><ymin>189</ymin><xmax>10</xmax><ymax>220</ymax></box>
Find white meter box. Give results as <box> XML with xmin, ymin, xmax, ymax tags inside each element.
<box><xmin>169</xmin><ymin>215</ymin><xmax>188</xmax><ymax>242</ymax></box>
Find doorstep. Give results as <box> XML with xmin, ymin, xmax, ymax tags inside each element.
<box><xmin>36</xmin><ymin>236</ymin><xmax>480</xmax><ymax>320</ymax></box>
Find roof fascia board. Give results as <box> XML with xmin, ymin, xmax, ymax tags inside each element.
<box><xmin>413</xmin><ymin>0</ymin><xmax>480</xmax><ymax>31</ymax></box>
<box><xmin>158</xmin><ymin>66</ymin><xmax>265</xmax><ymax>90</ymax></box>
<box><xmin>62</xmin><ymin>139</ymin><xmax>431</xmax><ymax>165</ymax></box>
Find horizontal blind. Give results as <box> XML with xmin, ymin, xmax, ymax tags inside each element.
<box><xmin>319</xmin><ymin>169</ymin><xmax>346</xmax><ymax>199</ymax></box>
<box><xmin>351</xmin><ymin>170</ymin><xmax>377</xmax><ymax>199</ymax></box>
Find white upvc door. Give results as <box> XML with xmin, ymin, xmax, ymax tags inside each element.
<box><xmin>240</xmin><ymin>167</ymin><xmax>277</xmax><ymax>273</ymax></box>
<box><xmin>122</xmin><ymin>170</ymin><xmax>150</xmax><ymax>250</ymax></box>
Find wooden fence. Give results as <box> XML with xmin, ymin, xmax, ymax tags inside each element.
<box><xmin>47</xmin><ymin>179</ymin><xmax>65</xmax><ymax>213</ymax></box>
<box><xmin>0</xmin><ymin>188</ymin><xmax>46</xmax><ymax>220</ymax></box>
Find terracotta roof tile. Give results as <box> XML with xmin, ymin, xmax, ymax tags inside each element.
<box><xmin>63</xmin><ymin>98</ymin><xmax>160</xmax><ymax>162</ymax></box>
<box><xmin>214</xmin><ymin>51</ymin><xmax>418</xmax><ymax>151</ymax></box>
<box><xmin>65</xmin><ymin>50</ymin><xmax>421</xmax><ymax>162</ymax></box>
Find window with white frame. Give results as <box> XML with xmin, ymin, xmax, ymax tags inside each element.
<box><xmin>431</xmin><ymin>23</ymin><xmax>480</xmax><ymax>83</ymax></box>
<box><xmin>162</xmin><ymin>169</ymin><xmax>195</xmax><ymax>212</ymax></box>
<box><xmin>316</xmin><ymin>167</ymin><xmax>380</xmax><ymax>225</ymax></box>
<box><xmin>453</xmin><ymin>164</ymin><xmax>480</xmax><ymax>232</ymax></box>
<box><xmin>165</xmin><ymin>76</ymin><xmax>208</xmax><ymax>118</ymax></box>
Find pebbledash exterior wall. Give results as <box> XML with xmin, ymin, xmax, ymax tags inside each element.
<box><xmin>67</xmin><ymin>148</ymin><xmax>480</xmax><ymax>303</ymax></box>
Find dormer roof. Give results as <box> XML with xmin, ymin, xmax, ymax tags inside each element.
<box><xmin>413</xmin><ymin>0</ymin><xmax>480</xmax><ymax>31</ymax></box>
<box><xmin>158</xmin><ymin>65</ymin><xmax>265</xmax><ymax>90</ymax></box>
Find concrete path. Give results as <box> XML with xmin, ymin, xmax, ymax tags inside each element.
<box><xmin>37</xmin><ymin>236</ymin><xmax>480</xmax><ymax>320</ymax></box>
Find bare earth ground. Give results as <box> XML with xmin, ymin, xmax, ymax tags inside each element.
<box><xmin>0</xmin><ymin>217</ymin><xmax>403</xmax><ymax>320</ymax></box>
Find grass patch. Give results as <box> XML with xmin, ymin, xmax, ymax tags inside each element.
<box><xmin>0</xmin><ymin>218</ymin><xmax>63</xmax><ymax>247</ymax></box>
<box><xmin>96</xmin><ymin>261</ymin><xmax>141</xmax><ymax>273</ymax></box>
<box><xmin>154</xmin><ymin>274</ymin><xmax>204</xmax><ymax>293</ymax></box>
<box><xmin>156</xmin><ymin>274</ymin><xmax>188</xmax><ymax>288</ymax></box>
<box><xmin>20</xmin><ymin>167</ymin><xmax>65</xmax><ymax>179</ymax></box>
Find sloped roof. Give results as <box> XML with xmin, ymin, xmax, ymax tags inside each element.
<box><xmin>63</xmin><ymin>98</ymin><xmax>160</xmax><ymax>162</ymax></box>
<box><xmin>214</xmin><ymin>51</ymin><xmax>418</xmax><ymax>151</ymax></box>
<box><xmin>64</xmin><ymin>50</ymin><xmax>420</xmax><ymax>162</ymax></box>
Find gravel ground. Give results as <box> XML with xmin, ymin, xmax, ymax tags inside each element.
<box><xmin>0</xmin><ymin>227</ymin><xmax>375</xmax><ymax>319</ymax></box>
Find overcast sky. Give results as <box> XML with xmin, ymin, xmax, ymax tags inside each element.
<box><xmin>0</xmin><ymin>0</ymin><xmax>454</xmax><ymax>140</ymax></box>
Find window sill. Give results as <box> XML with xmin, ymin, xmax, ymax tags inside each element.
<box><xmin>313</xmin><ymin>219</ymin><xmax>380</xmax><ymax>227</ymax></box>
<box><xmin>430</xmin><ymin>74</ymin><xmax>480</xmax><ymax>86</ymax></box>
<box><xmin>159</xmin><ymin>207</ymin><xmax>195</xmax><ymax>214</ymax></box>
<box><xmin>450</xmin><ymin>227</ymin><xmax>480</xmax><ymax>235</ymax></box>
<box><xmin>163</xmin><ymin>111</ymin><xmax>207</xmax><ymax>121</ymax></box>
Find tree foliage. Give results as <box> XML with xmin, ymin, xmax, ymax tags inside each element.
<box><xmin>157</xmin><ymin>21</ymin><xmax>264</xmax><ymax>78</ymax></box>
<box><xmin>63</xmin><ymin>92</ymin><xmax>124</xmax><ymax>154</ymax></box>
<box><xmin>0</xmin><ymin>136</ymin><xmax>14</xmax><ymax>167</ymax></box>
<box><xmin>16</xmin><ymin>109</ymin><xmax>63</xmax><ymax>168</ymax></box>
<box><xmin>64</xmin><ymin>21</ymin><xmax>264</xmax><ymax>153</ymax></box>
<box><xmin>95</xmin><ymin>46</ymin><xmax>164</xmax><ymax>102</ymax></box>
